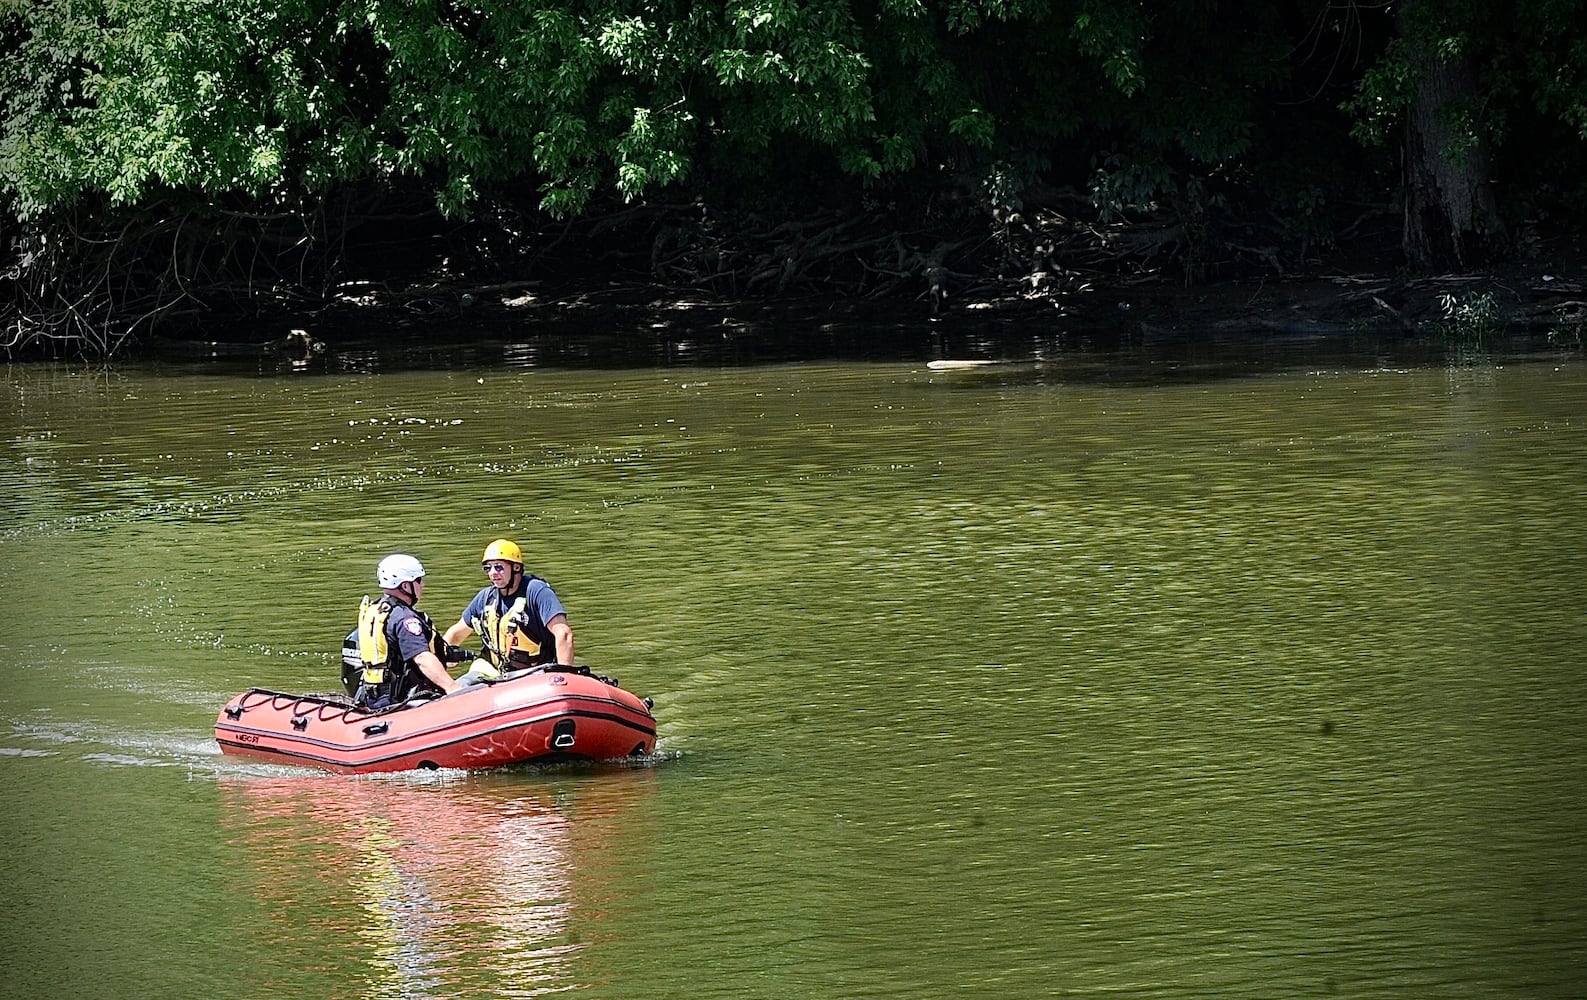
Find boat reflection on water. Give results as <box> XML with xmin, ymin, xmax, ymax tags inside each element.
<box><xmin>217</xmin><ymin>766</ymin><xmax>658</xmax><ymax>998</ymax></box>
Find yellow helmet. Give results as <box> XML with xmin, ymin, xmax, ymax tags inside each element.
<box><xmin>482</xmin><ymin>539</ymin><xmax>523</xmax><ymax>565</ymax></box>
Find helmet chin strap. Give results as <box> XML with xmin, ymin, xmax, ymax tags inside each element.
<box><xmin>500</xmin><ymin>565</ymin><xmax>523</xmax><ymax>593</ymax></box>
<box><xmin>397</xmin><ymin>580</ymin><xmax>420</xmax><ymax>605</ymax></box>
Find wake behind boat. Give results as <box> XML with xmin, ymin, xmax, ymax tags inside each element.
<box><xmin>214</xmin><ymin>665</ymin><xmax>657</xmax><ymax>774</ymax></box>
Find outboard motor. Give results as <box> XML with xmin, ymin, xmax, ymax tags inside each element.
<box><xmin>341</xmin><ymin>630</ymin><xmax>362</xmax><ymax>697</ymax></box>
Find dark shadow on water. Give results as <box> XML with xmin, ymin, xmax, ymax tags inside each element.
<box><xmin>146</xmin><ymin>307</ymin><xmax>1578</xmax><ymax>384</ymax></box>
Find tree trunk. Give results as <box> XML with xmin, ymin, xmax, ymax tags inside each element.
<box><xmin>1398</xmin><ymin>6</ymin><xmax>1505</xmax><ymax>272</ymax></box>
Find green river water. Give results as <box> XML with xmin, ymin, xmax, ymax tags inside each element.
<box><xmin>2</xmin><ymin>338</ymin><xmax>1585</xmax><ymax>999</ymax></box>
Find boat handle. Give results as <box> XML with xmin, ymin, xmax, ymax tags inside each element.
<box><xmin>224</xmin><ymin>705</ymin><xmax>242</xmax><ymax>720</ymax></box>
<box><xmin>291</xmin><ymin>716</ymin><xmax>309</xmax><ymax>731</ymax></box>
<box><xmin>553</xmin><ymin>733</ymin><xmax>576</xmax><ymax>748</ymax></box>
<box><xmin>363</xmin><ymin>723</ymin><xmax>389</xmax><ymax>737</ymax></box>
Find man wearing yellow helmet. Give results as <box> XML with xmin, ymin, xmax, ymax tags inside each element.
<box><xmin>442</xmin><ymin>538</ymin><xmax>575</xmax><ymax>673</ymax></box>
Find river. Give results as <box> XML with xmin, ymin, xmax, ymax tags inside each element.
<box><xmin>2</xmin><ymin>334</ymin><xmax>1585</xmax><ymax>999</ymax></box>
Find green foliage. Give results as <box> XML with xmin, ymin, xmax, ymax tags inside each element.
<box><xmin>0</xmin><ymin>0</ymin><xmax>377</xmax><ymax>215</ymax></box>
<box><xmin>1346</xmin><ymin>0</ymin><xmax>1587</xmax><ymax>156</ymax></box>
<box><xmin>1435</xmin><ymin>289</ymin><xmax>1501</xmax><ymax>346</ymax></box>
<box><xmin>1545</xmin><ymin>320</ymin><xmax>1583</xmax><ymax>350</ymax></box>
<box><xmin>1069</xmin><ymin>0</ymin><xmax>1146</xmax><ymax>97</ymax></box>
<box><xmin>2</xmin><ymin>0</ymin><xmax>1584</xmax><ymax>257</ymax></box>
<box><xmin>1</xmin><ymin>0</ymin><xmax>1295</xmax><ymax>221</ymax></box>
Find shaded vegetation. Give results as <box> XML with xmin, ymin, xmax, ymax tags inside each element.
<box><xmin>2</xmin><ymin>0</ymin><xmax>1584</xmax><ymax>357</ymax></box>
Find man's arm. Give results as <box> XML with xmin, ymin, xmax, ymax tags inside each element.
<box><xmin>413</xmin><ymin>650</ymin><xmax>459</xmax><ymax>693</ymax></box>
<box><xmin>547</xmin><ymin>615</ymin><xmax>574</xmax><ymax>665</ymax></box>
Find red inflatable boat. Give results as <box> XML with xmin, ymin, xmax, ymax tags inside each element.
<box><xmin>214</xmin><ymin>666</ymin><xmax>657</xmax><ymax>774</ymax></box>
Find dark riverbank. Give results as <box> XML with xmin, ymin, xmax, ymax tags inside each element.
<box><xmin>143</xmin><ymin>239</ymin><xmax>1584</xmax><ymax>373</ymax></box>
<box><xmin>12</xmin><ymin>195</ymin><xmax>1582</xmax><ymax>367</ymax></box>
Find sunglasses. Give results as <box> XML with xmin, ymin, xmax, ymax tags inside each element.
<box><xmin>482</xmin><ymin>562</ymin><xmax>513</xmax><ymax>574</ymax></box>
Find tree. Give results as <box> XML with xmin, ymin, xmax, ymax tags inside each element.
<box><xmin>1347</xmin><ymin>0</ymin><xmax>1587</xmax><ymax>271</ymax></box>
<box><xmin>2</xmin><ymin>0</ymin><xmax>1585</xmax><ymax>355</ymax></box>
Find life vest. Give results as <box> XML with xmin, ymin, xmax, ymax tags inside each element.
<box><xmin>471</xmin><ymin>584</ymin><xmax>547</xmax><ymax>668</ymax></box>
<box><xmin>357</xmin><ymin>595</ymin><xmax>398</xmax><ymax>686</ymax></box>
<box><xmin>355</xmin><ymin>595</ymin><xmax>445</xmax><ymax>705</ymax></box>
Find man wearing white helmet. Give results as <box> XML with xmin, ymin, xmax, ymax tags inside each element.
<box><xmin>352</xmin><ymin>553</ymin><xmax>464</xmax><ymax>707</ymax></box>
<box><xmin>443</xmin><ymin>538</ymin><xmax>574</xmax><ymax>675</ymax></box>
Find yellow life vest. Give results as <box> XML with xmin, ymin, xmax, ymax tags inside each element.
<box><xmin>357</xmin><ymin>595</ymin><xmax>394</xmax><ymax>685</ymax></box>
<box><xmin>356</xmin><ymin>595</ymin><xmax>447</xmax><ymax>693</ymax></box>
<box><xmin>474</xmin><ymin>596</ymin><xmax>542</xmax><ymax>667</ymax></box>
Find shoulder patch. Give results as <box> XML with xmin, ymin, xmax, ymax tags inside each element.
<box><xmin>403</xmin><ymin>617</ymin><xmax>425</xmax><ymax>636</ymax></box>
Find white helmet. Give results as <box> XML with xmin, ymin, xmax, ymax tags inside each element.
<box><xmin>377</xmin><ymin>554</ymin><xmax>425</xmax><ymax>589</ymax></box>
